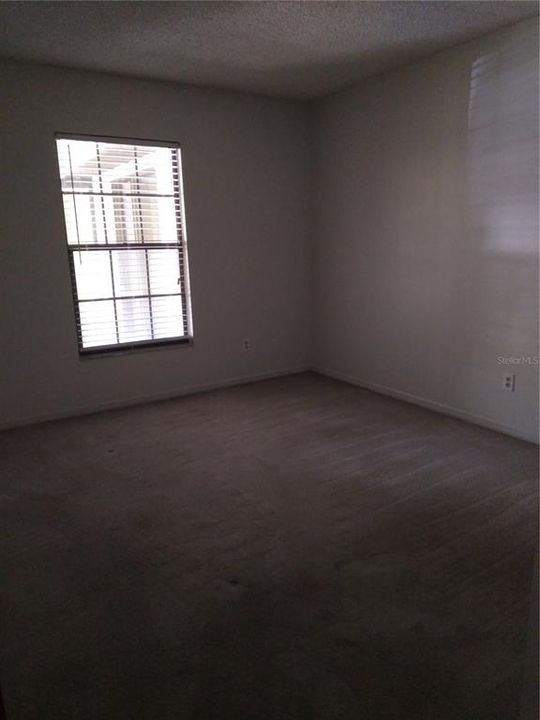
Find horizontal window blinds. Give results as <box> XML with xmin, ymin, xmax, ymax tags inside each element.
<box><xmin>56</xmin><ymin>137</ymin><xmax>192</xmax><ymax>353</ymax></box>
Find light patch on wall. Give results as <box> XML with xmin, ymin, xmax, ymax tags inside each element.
<box><xmin>467</xmin><ymin>28</ymin><xmax>538</xmax><ymax>256</ymax></box>
<box><xmin>465</xmin><ymin>23</ymin><xmax>538</xmax><ymax>366</ymax></box>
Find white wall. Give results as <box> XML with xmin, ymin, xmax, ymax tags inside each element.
<box><xmin>312</xmin><ymin>18</ymin><xmax>539</xmax><ymax>443</ymax></box>
<box><xmin>0</xmin><ymin>62</ymin><xmax>311</xmax><ymax>427</ymax></box>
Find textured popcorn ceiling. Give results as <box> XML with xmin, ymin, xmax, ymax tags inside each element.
<box><xmin>0</xmin><ymin>1</ymin><xmax>537</xmax><ymax>99</ymax></box>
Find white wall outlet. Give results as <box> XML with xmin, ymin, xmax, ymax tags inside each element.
<box><xmin>502</xmin><ymin>373</ymin><xmax>515</xmax><ymax>392</ymax></box>
<box><xmin>242</xmin><ymin>338</ymin><xmax>251</xmax><ymax>351</ymax></box>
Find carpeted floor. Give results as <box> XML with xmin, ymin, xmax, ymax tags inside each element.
<box><xmin>0</xmin><ymin>372</ymin><xmax>538</xmax><ymax>719</ymax></box>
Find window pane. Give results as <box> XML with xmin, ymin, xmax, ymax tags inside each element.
<box><xmin>73</xmin><ymin>251</ymin><xmax>112</xmax><ymax>300</ymax></box>
<box><xmin>107</xmin><ymin>195</ymin><xmax>178</xmax><ymax>245</ymax></box>
<box><xmin>110</xmin><ymin>191</ymin><xmax>139</xmax><ymax>244</ymax></box>
<box><xmin>148</xmin><ymin>249</ymin><xmax>182</xmax><ymax>294</ymax></box>
<box><xmin>116</xmin><ymin>298</ymin><xmax>152</xmax><ymax>343</ymax></box>
<box><xmin>151</xmin><ymin>296</ymin><xmax>184</xmax><ymax>339</ymax></box>
<box><xmin>63</xmin><ymin>195</ymin><xmax>100</xmax><ymax>245</ymax></box>
<box><xmin>57</xmin><ymin>139</ymin><xmax>98</xmax><ymax>192</ymax></box>
<box><xmin>112</xmin><ymin>250</ymin><xmax>148</xmax><ymax>297</ymax></box>
<box><xmin>148</xmin><ymin>197</ymin><xmax>178</xmax><ymax>243</ymax></box>
<box><xmin>79</xmin><ymin>300</ymin><xmax>117</xmax><ymax>348</ymax></box>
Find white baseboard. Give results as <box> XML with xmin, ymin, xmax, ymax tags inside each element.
<box><xmin>313</xmin><ymin>366</ymin><xmax>538</xmax><ymax>445</ymax></box>
<box><xmin>0</xmin><ymin>366</ymin><xmax>310</xmax><ymax>431</ymax></box>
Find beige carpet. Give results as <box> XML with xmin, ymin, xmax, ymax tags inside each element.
<box><xmin>0</xmin><ymin>372</ymin><xmax>537</xmax><ymax>719</ymax></box>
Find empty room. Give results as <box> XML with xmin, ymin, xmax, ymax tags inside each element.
<box><xmin>0</xmin><ymin>1</ymin><xmax>538</xmax><ymax>718</ymax></box>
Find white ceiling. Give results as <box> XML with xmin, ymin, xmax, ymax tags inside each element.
<box><xmin>0</xmin><ymin>1</ymin><xmax>537</xmax><ymax>99</ymax></box>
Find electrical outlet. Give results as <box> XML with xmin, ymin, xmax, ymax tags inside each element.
<box><xmin>242</xmin><ymin>338</ymin><xmax>250</xmax><ymax>351</ymax></box>
<box><xmin>502</xmin><ymin>373</ymin><xmax>515</xmax><ymax>392</ymax></box>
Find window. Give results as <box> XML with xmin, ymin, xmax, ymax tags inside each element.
<box><xmin>55</xmin><ymin>135</ymin><xmax>193</xmax><ymax>354</ymax></box>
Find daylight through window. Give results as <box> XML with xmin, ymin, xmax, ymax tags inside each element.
<box><xmin>56</xmin><ymin>136</ymin><xmax>192</xmax><ymax>353</ymax></box>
